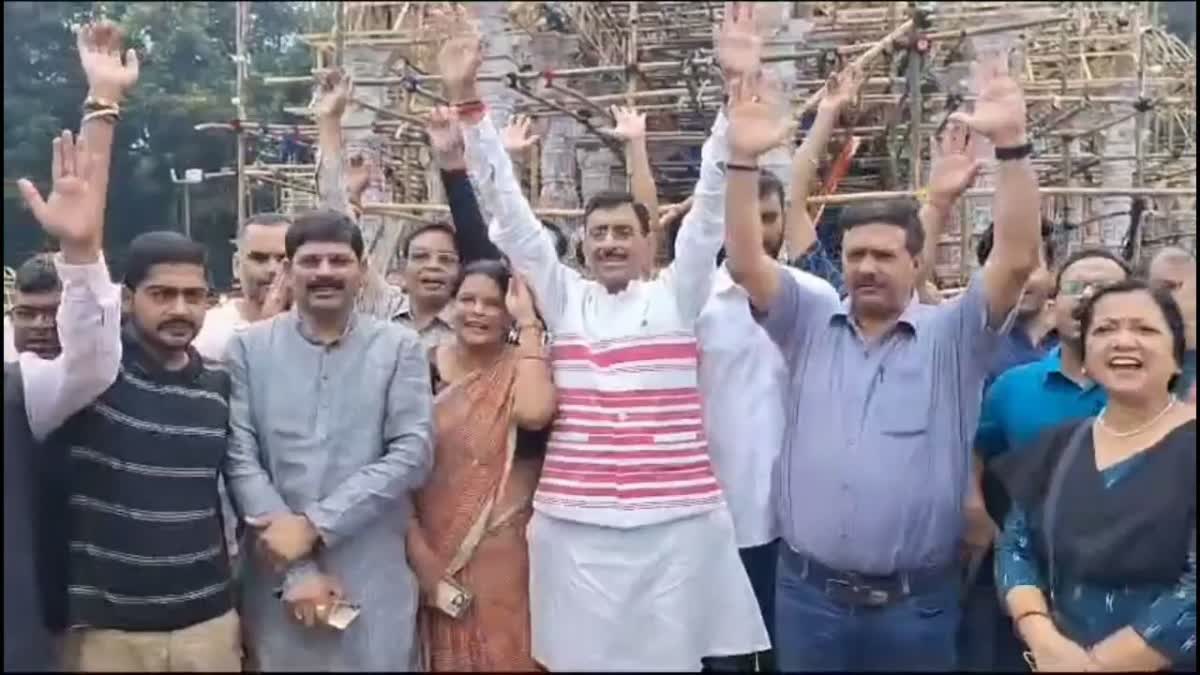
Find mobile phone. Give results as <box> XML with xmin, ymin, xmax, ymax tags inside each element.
<box><xmin>323</xmin><ymin>601</ymin><xmax>361</xmax><ymax>631</ymax></box>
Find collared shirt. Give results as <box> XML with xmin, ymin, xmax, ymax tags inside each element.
<box><xmin>224</xmin><ymin>309</ymin><xmax>432</xmax><ymax>670</ymax></box>
<box><xmin>392</xmin><ymin>295</ymin><xmax>455</xmax><ymax>349</ymax></box>
<box><xmin>763</xmin><ymin>268</ymin><xmax>1006</xmax><ymax>574</ymax></box>
<box><xmin>986</xmin><ymin>318</ymin><xmax>1059</xmax><ymax>389</ymax></box>
<box><xmin>697</xmin><ymin>264</ymin><xmax>839</xmax><ymax>548</ymax></box>
<box><xmin>975</xmin><ymin>347</ymin><xmax>1106</xmax><ymax>463</ymax></box>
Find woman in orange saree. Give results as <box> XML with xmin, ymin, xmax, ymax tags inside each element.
<box><xmin>407</xmin><ymin>261</ymin><xmax>556</xmax><ymax>671</ymax></box>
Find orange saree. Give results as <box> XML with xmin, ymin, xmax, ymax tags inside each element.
<box><xmin>413</xmin><ymin>350</ymin><xmax>540</xmax><ymax>672</ymax></box>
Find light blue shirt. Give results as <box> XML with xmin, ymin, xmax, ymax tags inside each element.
<box><xmin>762</xmin><ymin>269</ymin><xmax>1006</xmax><ymax>574</ymax></box>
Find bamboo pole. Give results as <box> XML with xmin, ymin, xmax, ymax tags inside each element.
<box><xmin>794</xmin><ymin>20</ymin><xmax>914</xmax><ymax>118</ymax></box>
<box><xmin>235</xmin><ymin>1</ymin><xmax>247</xmax><ymax>226</ymax></box>
<box><xmin>1132</xmin><ymin>14</ymin><xmax>1149</xmax><ymax>262</ymax></box>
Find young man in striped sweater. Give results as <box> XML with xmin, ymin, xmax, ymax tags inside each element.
<box><xmin>437</xmin><ymin>4</ymin><xmax>769</xmax><ymax>670</ymax></box>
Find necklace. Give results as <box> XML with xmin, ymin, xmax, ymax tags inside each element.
<box><xmin>1096</xmin><ymin>396</ymin><xmax>1178</xmax><ymax>438</ymax></box>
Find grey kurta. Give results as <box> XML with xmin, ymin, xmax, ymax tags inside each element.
<box><xmin>225</xmin><ymin>310</ymin><xmax>432</xmax><ymax>671</ymax></box>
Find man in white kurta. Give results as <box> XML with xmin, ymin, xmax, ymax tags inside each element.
<box><xmin>462</xmin><ymin>107</ymin><xmax>768</xmax><ymax>670</ymax></box>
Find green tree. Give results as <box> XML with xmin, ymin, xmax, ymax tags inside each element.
<box><xmin>4</xmin><ymin>1</ymin><xmax>323</xmax><ymax>288</ymax></box>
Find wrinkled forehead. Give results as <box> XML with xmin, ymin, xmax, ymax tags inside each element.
<box><xmin>408</xmin><ymin>229</ymin><xmax>458</xmax><ymax>254</ymax></box>
<box><xmin>585</xmin><ymin>203</ymin><xmax>641</xmax><ymax>233</ymax></box>
<box><xmin>841</xmin><ymin>223</ymin><xmax>908</xmax><ymax>253</ymax></box>
<box><xmin>1060</xmin><ymin>257</ymin><xmax>1128</xmax><ymax>286</ymax></box>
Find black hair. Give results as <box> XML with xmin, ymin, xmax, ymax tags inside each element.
<box><xmin>837</xmin><ymin>198</ymin><xmax>924</xmax><ymax>257</ymax></box>
<box><xmin>758</xmin><ymin>172</ymin><xmax>786</xmax><ymax>209</ymax></box>
<box><xmin>402</xmin><ymin>222</ymin><xmax>458</xmax><ymax>258</ymax></box>
<box><xmin>285</xmin><ymin>210</ymin><xmax>364</xmax><ymax>260</ymax></box>
<box><xmin>123</xmin><ymin>231</ymin><xmax>209</xmax><ymax>290</ymax></box>
<box><xmin>240</xmin><ymin>212</ymin><xmax>291</xmax><ymax>237</ymax></box>
<box><xmin>583</xmin><ymin>191</ymin><xmax>651</xmax><ymax>236</ymax></box>
<box><xmin>1054</xmin><ymin>247</ymin><xmax>1131</xmax><ymax>294</ymax></box>
<box><xmin>451</xmin><ymin>259</ymin><xmax>511</xmax><ymax>297</ymax></box>
<box><xmin>541</xmin><ymin>220</ymin><xmax>569</xmax><ymax>258</ymax></box>
<box><xmin>15</xmin><ymin>254</ymin><xmax>61</xmax><ymax>294</ymax></box>
<box><xmin>1077</xmin><ymin>278</ymin><xmax>1186</xmax><ymax>392</ymax></box>
<box><xmin>976</xmin><ymin>219</ymin><xmax>1057</xmax><ymax>267</ymax></box>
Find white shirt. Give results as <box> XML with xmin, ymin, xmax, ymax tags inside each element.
<box><xmin>696</xmin><ymin>264</ymin><xmax>839</xmax><ymax>548</ymax></box>
<box><xmin>193</xmin><ymin>300</ymin><xmax>250</xmax><ymax>362</ymax></box>
<box><xmin>15</xmin><ymin>255</ymin><xmax>123</xmax><ymax>441</ymax></box>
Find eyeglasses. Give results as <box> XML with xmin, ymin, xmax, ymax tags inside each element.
<box><xmin>1058</xmin><ymin>280</ymin><xmax>1112</xmax><ymax>298</ymax></box>
<box><xmin>9</xmin><ymin>306</ymin><xmax>57</xmax><ymax>326</ymax></box>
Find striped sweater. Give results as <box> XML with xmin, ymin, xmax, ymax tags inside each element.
<box><xmin>58</xmin><ymin>329</ymin><xmax>232</xmax><ymax>631</ymax></box>
<box><xmin>538</xmin><ymin>329</ymin><xmax>724</xmax><ymax>527</ymax></box>
<box><xmin>464</xmin><ymin>109</ymin><xmax>733</xmax><ymax>529</ymax></box>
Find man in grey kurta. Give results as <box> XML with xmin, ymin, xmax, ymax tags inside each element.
<box><xmin>225</xmin><ymin>211</ymin><xmax>432</xmax><ymax>671</ymax></box>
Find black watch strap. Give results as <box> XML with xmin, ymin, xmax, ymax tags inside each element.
<box><xmin>995</xmin><ymin>142</ymin><xmax>1033</xmax><ymax>161</ymax></box>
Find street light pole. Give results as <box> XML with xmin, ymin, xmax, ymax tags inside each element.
<box><xmin>170</xmin><ymin>168</ymin><xmax>205</xmax><ymax>239</ymax></box>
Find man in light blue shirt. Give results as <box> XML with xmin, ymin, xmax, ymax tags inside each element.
<box><xmin>722</xmin><ymin>66</ymin><xmax>1042</xmax><ymax>670</ymax></box>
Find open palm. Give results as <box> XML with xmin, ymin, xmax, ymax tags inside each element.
<box><xmin>433</xmin><ymin>6</ymin><xmax>483</xmax><ymax>100</ymax></box>
<box><xmin>927</xmin><ymin>122</ymin><xmax>981</xmax><ymax>207</ymax></box>
<box><xmin>77</xmin><ymin>20</ymin><xmax>140</xmax><ymax>101</ymax></box>
<box><xmin>728</xmin><ymin>74</ymin><xmax>792</xmax><ymax>158</ymax></box>
<box><xmin>17</xmin><ymin>131</ymin><xmax>99</xmax><ymax>245</ymax></box>
<box><xmin>599</xmin><ymin>106</ymin><xmax>646</xmax><ymax>142</ymax></box>
<box><xmin>716</xmin><ymin>2</ymin><xmax>762</xmax><ymax>81</ymax></box>
<box><xmin>501</xmin><ymin>115</ymin><xmax>540</xmax><ymax>156</ymax></box>
<box><xmin>949</xmin><ymin>56</ymin><xmax>1027</xmax><ymax>144</ymax></box>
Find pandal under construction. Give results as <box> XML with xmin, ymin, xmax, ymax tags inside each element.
<box><xmin>206</xmin><ymin>2</ymin><xmax>1200</xmax><ymax>293</ymax></box>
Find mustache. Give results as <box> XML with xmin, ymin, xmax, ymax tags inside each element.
<box><xmin>306</xmin><ymin>279</ymin><xmax>346</xmax><ymax>290</ymax></box>
<box><xmin>157</xmin><ymin>319</ymin><xmax>197</xmax><ymax>332</ymax></box>
<box><xmin>595</xmin><ymin>247</ymin><xmax>629</xmax><ymax>261</ymax></box>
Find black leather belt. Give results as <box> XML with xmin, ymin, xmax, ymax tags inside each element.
<box><xmin>784</xmin><ymin>547</ymin><xmax>956</xmax><ymax>609</ymax></box>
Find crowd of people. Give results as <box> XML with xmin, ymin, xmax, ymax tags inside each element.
<box><xmin>4</xmin><ymin>6</ymin><xmax>1196</xmax><ymax>673</ymax></box>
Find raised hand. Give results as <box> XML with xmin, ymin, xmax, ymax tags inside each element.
<box><xmin>926</xmin><ymin>121</ymin><xmax>982</xmax><ymax>210</ymax></box>
<box><xmin>347</xmin><ymin>154</ymin><xmax>370</xmax><ymax>201</ymax></box>
<box><xmin>716</xmin><ymin>2</ymin><xmax>762</xmax><ymax>83</ymax></box>
<box><xmin>433</xmin><ymin>5</ymin><xmax>483</xmax><ymax>103</ymax></box>
<box><xmin>501</xmin><ymin>114</ymin><xmax>540</xmax><ymax>158</ymax></box>
<box><xmin>427</xmin><ymin>106</ymin><xmax>466</xmax><ymax>170</ymax></box>
<box><xmin>818</xmin><ymin>64</ymin><xmax>865</xmax><ymax>113</ymax></box>
<box><xmin>598</xmin><ymin>106</ymin><xmax>646</xmax><ymax>143</ymax></box>
<box><xmin>77</xmin><ymin>20</ymin><xmax>140</xmax><ymax>102</ymax></box>
<box><xmin>949</xmin><ymin>55</ymin><xmax>1027</xmax><ymax>147</ymax></box>
<box><xmin>314</xmin><ymin>69</ymin><xmax>353</xmax><ymax>121</ymax></box>
<box><xmin>658</xmin><ymin>196</ymin><xmax>694</xmax><ymax>231</ymax></box>
<box><xmin>17</xmin><ymin>131</ymin><xmax>102</xmax><ymax>259</ymax></box>
<box><xmin>506</xmin><ymin>273</ymin><xmax>539</xmax><ymax>326</ymax></box>
<box><xmin>727</xmin><ymin>73</ymin><xmax>793</xmax><ymax>160</ymax></box>
<box><xmin>260</xmin><ymin>271</ymin><xmax>293</xmax><ymax>319</ymax></box>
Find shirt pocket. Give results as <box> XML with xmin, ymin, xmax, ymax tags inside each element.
<box><xmin>876</xmin><ymin>363</ymin><xmax>932</xmax><ymax>436</ymax></box>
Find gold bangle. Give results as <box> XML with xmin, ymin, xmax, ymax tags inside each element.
<box><xmin>84</xmin><ymin>95</ymin><xmax>120</xmax><ymax>109</ymax></box>
<box><xmin>82</xmin><ymin>108</ymin><xmax>120</xmax><ymax>125</ymax></box>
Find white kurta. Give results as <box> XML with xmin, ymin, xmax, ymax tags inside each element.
<box><xmin>464</xmin><ymin>112</ymin><xmax>768</xmax><ymax>671</ymax></box>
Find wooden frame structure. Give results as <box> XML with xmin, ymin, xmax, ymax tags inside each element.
<box><xmin>218</xmin><ymin>1</ymin><xmax>1196</xmax><ymax>284</ymax></box>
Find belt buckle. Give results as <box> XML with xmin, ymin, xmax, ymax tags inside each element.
<box><xmin>863</xmin><ymin>588</ymin><xmax>890</xmax><ymax>607</ymax></box>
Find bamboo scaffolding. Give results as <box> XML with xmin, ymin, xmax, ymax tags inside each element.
<box><xmin>211</xmin><ymin>1</ymin><xmax>1194</xmax><ymax>283</ymax></box>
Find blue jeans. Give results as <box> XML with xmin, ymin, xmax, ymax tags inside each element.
<box><xmin>775</xmin><ymin>547</ymin><xmax>960</xmax><ymax>672</ymax></box>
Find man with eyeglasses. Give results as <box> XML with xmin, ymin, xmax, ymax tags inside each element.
<box><xmin>393</xmin><ymin>223</ymin><xmax>461</xmax><ymax>347</ymax></box>
<box><xmin>970</xmin><ymin>248</ymin><xmax>1131</xmax><ymax>671</ymax></box>
<box><xmin>6</xmin><ymin>255</ymin><xmax>64</xmax><ymax>362</ymax></box>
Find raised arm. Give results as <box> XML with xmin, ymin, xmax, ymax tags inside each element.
<box><xmin>438</xmin><ymin>12</ymin><xmax>575</xmax><ymax>324</ymax></box>
<box><xmin>18</xmin><ymin>21</ymin><xmax>138</xmax><ymax>441</ymax></box>
<box><xmin>724</xmin><ymin>72</ymin><xmax>793</xmax><ymax>311</ymax></box>
<box><xmin>600</xmin><ymin>106</ymin><xmax>660</xmax><ymax>275</ymax></box>
<box><xmin>314</xmin><ymin>69</ymin><xmax>354</xmax><ymax>220</ymax></box>
<box><xmin>429</xmin><ymin>105</ymin><xmax>501</xmax><ymax>263</ymax></box>
<box><xmin>507</xmin><ymin>274</ymin><xmax>557</xmax><ymax>429</ymax></box>
<box><xmin>785</xmin><ymin>66</ymin><xmax>862</xmax><ymax>259</ymax></box>
<box><xmin>949</xmin><ymin>58</ymin><xmax>1039</xmax><ymax>327</ymax></box>
<box><xmin>302</xmin><ymin>336</ymin><xmax>433</xmax><ymax>548</ymax></box>
<box><xmin>920</xmin><ymin>121</ymin><xmax>982</xmax><ymax>289</ymax></box>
